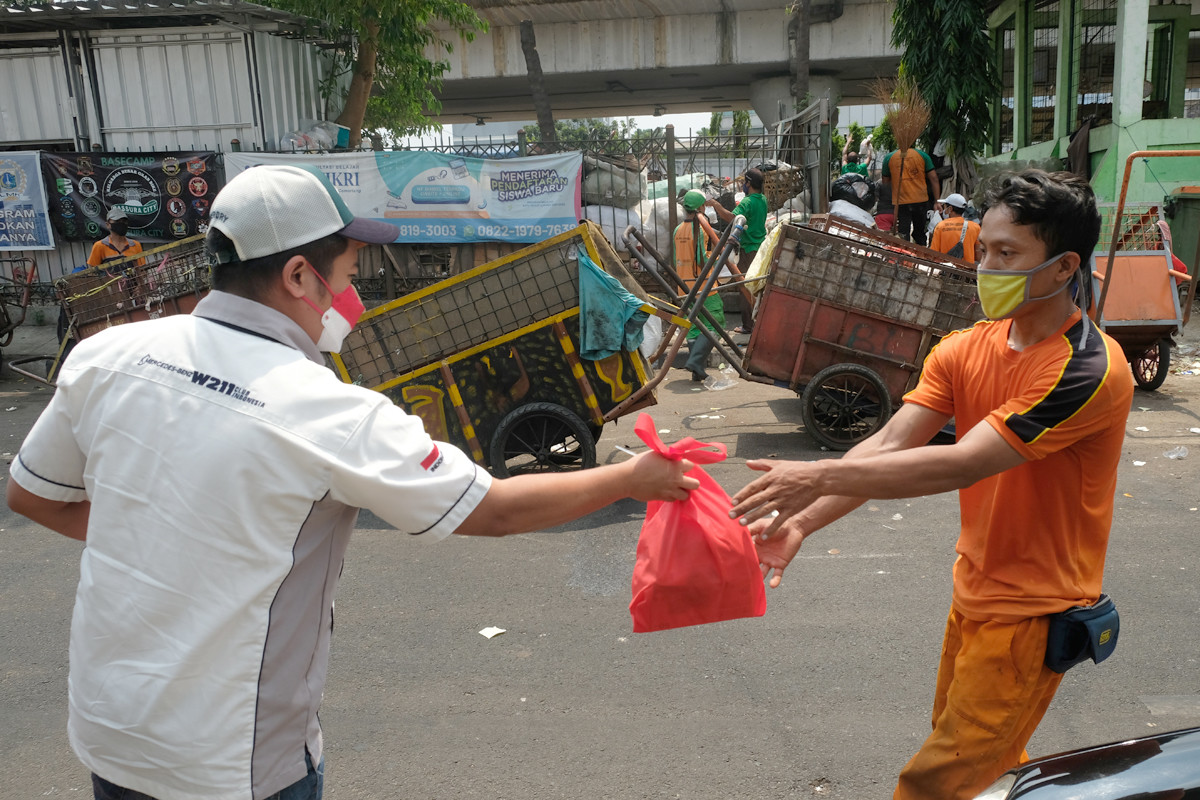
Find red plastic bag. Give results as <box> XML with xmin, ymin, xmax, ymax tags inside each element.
<box><xmin>629</xmin><ymin>414</ymin><xmax>767</xmax><ymax>633</ymax></box>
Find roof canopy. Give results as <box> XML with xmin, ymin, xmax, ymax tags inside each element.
<box><xmin>1</xmin><ymin>0</ymin><xmax>333</xmax><ymax>39</ymax></box>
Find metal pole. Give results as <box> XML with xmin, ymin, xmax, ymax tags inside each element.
<box><xmin>666</xmin><ymin>125</ymin><xmax>678</xmax><ymax>235</ymax></box>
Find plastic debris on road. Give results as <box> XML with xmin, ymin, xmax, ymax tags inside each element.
<box><xmin>703</xmin><ymin>367</ymin><xmax>739</xmax><ymax>391</ymax></box>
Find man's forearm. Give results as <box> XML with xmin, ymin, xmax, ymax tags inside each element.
<box><xmin>710</xmin><ymin>203</ymin><xmax>734</xmax><ymax>223</ymax></box>
<box><xmin>7</xmin><ymin>480</ymin><xmax>90</xmax><ymax>541</ymax></box>
<box><xmin>815</xmin><ymin>444</ymin><xmax>984</xmax><ymax>500</ymax></box>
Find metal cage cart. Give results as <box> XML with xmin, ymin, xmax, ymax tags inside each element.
<box><xmin>743</xmin><ymin>221</ymin><xmax>983</xmax><ymax>450</ymax></box>
<box><xmin>8</xmin><ymin>234</ymin><xmax>211</xmax><ymax>385</ymax></box>
<box><xmin>331</xmin><ymin>222</ymin><xmax>689</xmax><ymax>477</ymax></box>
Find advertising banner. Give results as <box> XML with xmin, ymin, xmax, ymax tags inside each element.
<box><xmin>39</xmin><ymin>152</ymin><xmax>222</xmax><ymax>243</ymax></box>
<box><xmin>0</xmin><ymin>152</ymin><xmax>55</xmax><ymax>251</ymax></box>
<box><xmin>224</xmin><ymin>150</ymin><xmax>583</xmax><ymax>244</ymax></box>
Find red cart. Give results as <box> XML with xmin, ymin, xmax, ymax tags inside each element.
<box><xmin>743</xmin><ymin>219</ymin><xmax>983</xmax><ymax>449</ymax></box>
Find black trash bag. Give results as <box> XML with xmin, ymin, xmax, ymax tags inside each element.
<box><xmin>831</xmin><ymin>173</ymin><xmax>876</xmax><ymax>211</ymax></box>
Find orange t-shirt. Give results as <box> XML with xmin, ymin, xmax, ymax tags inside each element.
<box><xmin>904</xmin><ymin>311</ymin><xmax>1133</xmax><ymax>623</ymax></box>
<box><xmin>930</xmin><ymin>217</ymin><xmax>981</xmax><ymax>260</ymax></box>
<box><xmin>672</xmin><ymin>218</ymin><xmax>718</xmax><ymax>296</ymax></box>
<box><xmin>887</xmin><ymin>148</ymin><xmax>932</xmax><ymax>206</ymax></box>
<box><xmin>87</xmin><ymin>237</ymin><xmax>144</xmax><ymax>268</ymax></box>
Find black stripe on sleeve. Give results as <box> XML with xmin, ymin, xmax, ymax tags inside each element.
<box><xmin>15</xmin><ymin>453</ymin><xmax>87</xmax><ymax>491</ymax></box>
<box><xmin>1003</xmin><ymin>319</ymin><xmax>1112</xmax><ymax>445</ymax></box>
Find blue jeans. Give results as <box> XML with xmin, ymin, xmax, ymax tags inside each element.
<box><xmin>92</xmin><ymin>751</ymin><xmax>324</xmax><ymax>800</ymax></box>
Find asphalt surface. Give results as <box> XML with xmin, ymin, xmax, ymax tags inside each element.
<box><xmin>1</xmin><ymin>312</ymin><xmax>1199</xmax><ymax>800</ymax></box>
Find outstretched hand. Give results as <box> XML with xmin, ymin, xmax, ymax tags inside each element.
<box><xmin>628</xmin><ymin>452</ymin><xmax>699</xmax><ymax>502</ymax></box>
<box><xmin>751</xmin><ymin>516</ymin><xmax>807</xmax><ymax>588</ymax></box>
<box><xmin>729</xmin><ymin>458</ymin><xmax>826</xmax><ymax>539</ymax></box>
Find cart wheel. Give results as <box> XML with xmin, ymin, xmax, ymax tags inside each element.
<box><xmin>800</xmin><ymin>364</ymin><xmax>893</xmax><ymax>451</ymax></box>
<box><xmin>489</xmin><ymin>402</ymin><xmax>598</xmax><ymax>478</ymax></box>
<box><xmin>1132</xmin><ymin>338</ymin><xmax>1170</xmax><ymax>392</ymax></box>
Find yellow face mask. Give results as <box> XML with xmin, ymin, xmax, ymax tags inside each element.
<box><xmin>976</xmin><ymin>252</ymin><xmax>1072</xmax><ymax>319</ymax></box>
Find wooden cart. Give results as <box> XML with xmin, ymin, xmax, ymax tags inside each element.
<box><xmin>331</xmin><ymin>222</ymin><xmax>688</xmax><ymax>477</ymax></box>
<box><xmin>744</xmin><ymin>220</ymin><xmax>983</xmax><ymax>449</ymax></box>
<box><xmin>8</xmin><ymin>235</ymin><xmax>210</xmax><ymax>385</ymax></box>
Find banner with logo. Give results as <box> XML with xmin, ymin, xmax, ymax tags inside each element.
<box><xmin>40</xmin><ymin>152</ymin><xmax>222</xmax><ymax>243</ymax></box>
<box><xmin>224</xmin><ymin>150</ymin><xmax>583</xmax><ymax>244</ymax></box>
<box><xmin>0</xmin><ymin>152</ymin><xmax>55</xmax><ymax>251</ymax></box>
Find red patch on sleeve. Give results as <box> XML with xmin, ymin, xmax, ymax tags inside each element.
<box><xmin>420</xmin><ymin>445</ymin><xmax>440</xmax><ymax>470</ymax></box>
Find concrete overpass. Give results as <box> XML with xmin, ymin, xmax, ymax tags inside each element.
<box><xmin>428</xmin><ymin>0</ymin><xmax>899</xmax><ymax>128</ymax></box>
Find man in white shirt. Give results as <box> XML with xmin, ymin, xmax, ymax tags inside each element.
<box><xmin>8</xmin><ymin>165</ymin><xmax>698</xmax><ymax>800</ymax></box>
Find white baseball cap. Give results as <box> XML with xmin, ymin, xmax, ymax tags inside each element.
<box><xmin>209</xmin><ymin>164</ymin><xmax>398</xmax><ymax>262</ymax></box>
<box><xmin>940</xmin><ymin>193</ymin><xmax>968</xmax><ymax>209</ymax></box>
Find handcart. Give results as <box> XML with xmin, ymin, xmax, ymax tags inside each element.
<box><xmin>0</xmin><ymin>254</ymin><xmax>40</xmax><ymax>361</ymax></box>
<box><xmin>330</xmin><ymin>222</ymin><xmax>691</xmax><ymax>478</ymax></box>
<box><xmin>742</xmin><ymin>219</ymin><xmax>983</xmax><ymax>450</ymax></box>
<box><xmin>622</xmin><ymin>214</ymin><xmax>752</xmax><ymax>378</ymax></box>
<box><xmin>1092</xmin><ymin>150</ymin><xmax>1197</xmax><ymax>391</ymax></box>
<box><xmin>8</xmin><ymin>234</ymin><xmax>211</xmax><ymax>385</ymax></box>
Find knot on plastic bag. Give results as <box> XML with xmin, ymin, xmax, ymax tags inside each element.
<box><xmin>634</xmin><ymin>413</ymin><xmax>726</xmax><ymax>464</ymax></box>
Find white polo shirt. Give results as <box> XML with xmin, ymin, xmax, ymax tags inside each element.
<box><xmin>11</xmin><ymin>291</ymin><xmax>491</xmax><ymax>800</ymax></box>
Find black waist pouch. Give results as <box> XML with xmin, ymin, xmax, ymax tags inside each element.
<box><xmin>1044</xmin><ymin>593</ymin><xmax>1119</xmax><ymax>674</ymax></box>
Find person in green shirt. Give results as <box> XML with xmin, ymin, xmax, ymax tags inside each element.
<box><xmin>840</xmin><ymin>152</ymin><xmax>869</xmax><ymax>177</ymax></box>
<box><xmin>707</xmin><ymin>168</ymin><xmax>767</xmax><ymax>334</ymax></box>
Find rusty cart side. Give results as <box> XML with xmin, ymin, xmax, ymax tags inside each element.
<box><xmin>1092</xmin><ymin>150</ymin><xmax>1198</xmax><ymax>392</ymax></box>
<box><xmin>744</xmin><ymin>222</ymin><xmax>983</xmax><ymax>450</ymax></box>
<box><xmin>0</xmin><ymin>254</ymin><xmax>39</xmax><ymax>352</ymax></box>
<box><xmin>330</xmin><ymin>222</ymin><xmax>689</xmax><ymax>477</ymax></box>
<box><xmin>8</xmin><ymin>234</ymin><xmax>211</xmax><ymax>385</ymax></box>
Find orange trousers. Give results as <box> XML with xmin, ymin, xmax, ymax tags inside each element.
<box><xmin>894</xmin><ymin>609</ymin><xmax>1064</xmax><ymax>800</ymax></box>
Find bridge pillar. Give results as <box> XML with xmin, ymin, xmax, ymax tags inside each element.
<box><xmin>750</xmin><ymin>75</ymin><xmax>841</xmax><ymax>128</ymax></box>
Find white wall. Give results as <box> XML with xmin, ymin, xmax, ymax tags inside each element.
<box><xmin>0</xmin><ymin>46</ymin><xmax>76</xmax><ymax>145</ymax></box>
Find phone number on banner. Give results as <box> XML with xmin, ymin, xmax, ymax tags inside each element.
<box><xmin>387</xmin><ymin>221</ymin><xmax>578</xmax><ymax>243</ymax></box>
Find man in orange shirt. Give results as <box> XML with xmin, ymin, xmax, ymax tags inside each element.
<box><xmin>731</xmin><ymin>169</ymin><xmax>1133</xmax><ymax>800</ymax></box>
<box><xmin>930</xmin><ymin>193</ymin><xmax>982</xmax><ymax>262</ymax></box>
<box><xmin>884</xmin><ymin>147</ymin><xmax>940</xmax><ymax>246</ymax></box>
<box><xmin>87</xmin><ymin>209</ymin><xmax>144</xmax><ymax>268</ymax></box>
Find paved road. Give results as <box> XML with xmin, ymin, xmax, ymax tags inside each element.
<box><xmin>1</xmin><ymin>318</ymin><xmax>1198</xmax><ymax>799</ymax></box>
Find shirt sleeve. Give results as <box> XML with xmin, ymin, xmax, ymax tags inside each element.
<box><xmin>903</xmin><ymin>331</ymin><xmax>959</xmax><ymax>417</ymax></box>
<box><xmin>328</xmin><ymin>400</ymin><xmax>492</xmax><ymax>540</ymax></box>
<box><xmin>10</xmin><ymin>386</ymin><xmax>88</xmax><ymax>503</ymax></box>
<box><xmin>86</xmin><ymin>242</ymin><xmax>104</xmax><ymax>268</ymax></box>
<box><xmin>919</xmin><ymin>150</ymin><xmax>934</xmax><ymax>171</ymax></box>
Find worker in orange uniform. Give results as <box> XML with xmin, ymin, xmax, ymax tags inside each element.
<box><xmin>930</xmin><ymin>193</ymin><xmax>982</xmax><ymax>262</ymax></box>
<box><xmin>733</xmin><ymin>170</ymin><xmax>1133</xmax><ymax>800</ymax></box>
<box><xmin>87</xmin><ymin>209</ymin><xmax>144</xmax><ymax>268</ymax></box>
<box><xmin>884</xmin><ymin>146</ymin><xmax>940</xmax><ymax>246</ymax></box>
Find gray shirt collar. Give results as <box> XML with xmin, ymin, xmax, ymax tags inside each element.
<box><xmin>192</xmin><ymin>290</ymin><xmax>324</xmax><ymax>364</ymax></box>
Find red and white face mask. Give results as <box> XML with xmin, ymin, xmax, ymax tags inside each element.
<box><xmin>302</xmin><ymin>267</ymin><xmax>365</xmax><ymax>352</ymax></box>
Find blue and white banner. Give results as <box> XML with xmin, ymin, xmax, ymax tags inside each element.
<box><xmin>224</xmin><ymin>150</ymin><xmax>583</xmax><ymax>244</ymax></box>
<box><xmin>0</xmin><ymin>151</ymin><xmax>55</xmax><ymax>250</ymax></box>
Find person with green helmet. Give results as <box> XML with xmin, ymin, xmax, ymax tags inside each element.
<box><xmin>673</xmin><ymin>189</ymin><xmax>723</xmax><ymax>382</ymax></box>
<box><xmin>707</xmin><ymin>168</ymin><xmax>767</xmax><ymax>334</ymax></box>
